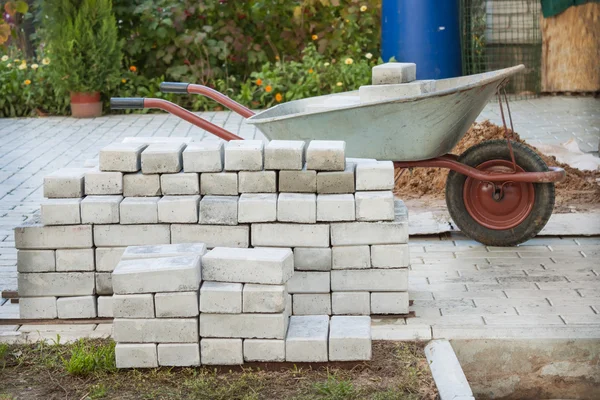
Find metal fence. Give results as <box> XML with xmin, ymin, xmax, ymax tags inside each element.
<box><xmin>461</xmin><ymin>0</ymin><xmax>542</xmax><ymax>99</ymax></box>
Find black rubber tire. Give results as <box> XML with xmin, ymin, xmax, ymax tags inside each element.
<box><xmin>446</xmin><ymin>140</ymin><xmax>555</xmax><ymax>246</ymax></box>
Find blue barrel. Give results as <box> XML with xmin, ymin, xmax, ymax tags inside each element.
<box><xmin>381</xmin><ymin>0</ymin><xmax>462</xmax><ymax>80</ymax></box>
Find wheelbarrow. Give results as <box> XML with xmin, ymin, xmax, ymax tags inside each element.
<box><xmin>110</xmin><ymin>64</ymin><xmax>565</xmax><ymax>246</ymax></box>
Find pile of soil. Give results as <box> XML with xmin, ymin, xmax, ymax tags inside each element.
<box><xmin>394</xmin><ymin>120</ymin><xmax>600</xmax><ymax>208</ymax></box>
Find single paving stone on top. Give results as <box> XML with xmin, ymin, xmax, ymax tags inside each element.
<box><xmin>41</xmin><ymin>198</ymin><xmax>82</xmax><ymax>225</ymax></box>
<box><xmin>285</xmin><ymin>315</ymin><xmax>329</xmax><ymax>362</ymax></box>
<box><xmin>264</xmin><ymin>140</ymin><xmax>305</xmax><ymax>170</ymax></box>
<box><xmin>372</xmin><ymin>62</ymin><xmax>416</xmax><ymax>85</ymax></box>
<box><xmin>183</xmin><ymin>142</ymin><xmax>224</xmax><ymax>172</ymax></box>
<box><xmin>277</xmin><ymin>193</ymin><xmax>317</xmax><ymax>223</ymax></box>
<box><xmin>328</xmin><ymin>316</ymin><xmax>372</xmax><ymax>361</ymax></box>
<box><xmin>160</xmin><ymin>172</ymin><xmax>200</xmax><ymax>195</ymax></box>
<box><xmin>119</xmin><ymin>197</ymin><xmax>159</xmax><ymax>224</ymax></box>
<box><xmin>199</xmin><ymin>281</ymin><xmax>243</xmax><ymax>313</ymax></box>
<box><xmin>355</xmin><ymin>161</ymin><xmax>395</xmax><ymax>191</ymax></box>
<box><xmin>43</xmin><ymin>168</ymin><xmax>87</xmax><ymax>198</ymax></box>
<box><xmin>123</xmin><ymin>172</ymin><xmax>161</xmax><ymax>197</ymax></box>
<box><xmin>238</xmin><ymin>193</ymin><xmax>277</xmax><ymax>223</ymax></box>
<box><xmin>224</xmin><ymin>140</ymin><xmax>264</xmax><ymax>171</ymax></box>
<box><xmin>121</xmin><ymin>243</ymin><xmax>207</xmax><ymax>261</ymax></box>
<box><xmin>198</xmin><ymin>195</ymin><xmax>239</xmax><ymax>225</ymax></box>
<box><xmin>141</xmin><ymin>143</ymin><xmax>185</xmax><ymax>174</ymax></box>
<box><xmin>99</xmin><ymin>142</ymin><xmax>147</xmax><ymax>172</ymax></box>
<box><xmin>306</xmin><ymin>140</ymin><xmax>346</xmax><ymax>171</ymax></box>
<box><xmin>81</xmin><ymin>195</ymin><xmax>123</xmax><ymax>224</ymax></box>
<box><xmin>84</xmin><ymin>169</ymin><xmax>123</xmax><ymax>195</ymax></box>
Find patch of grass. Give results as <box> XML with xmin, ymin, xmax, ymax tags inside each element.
<box><xmin>312</xmin><ymin>374</ymin><xmax>358</xmax><ymax>400</ymax></box>
<box><xmin>62</xmin><ymin>339</ymin><xmax>116</xmax><ymax>376</ymax></box>
<box><xmin>0</xmin><ymin>343</ymin><xmax>8</xmax><ymax>368</ymax></box>
<box><xmin>183</xmin><ymin>369</ymin><xmax>264</xmax><ymax>400</ymax></box>
<box><xmin>88</xmin><ymin>383</ymin><xmax>108</xmax><ymax>399</ymax></box>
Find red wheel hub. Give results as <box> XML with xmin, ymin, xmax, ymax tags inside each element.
<box><xmin>463</xmin><ymin>160</ymin><xmax>535</xmax><ymax>230</ymax></box>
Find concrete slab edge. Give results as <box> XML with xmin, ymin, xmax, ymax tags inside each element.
<box><xmin>424</xmin><ymin>339</ymin><xmax>474</xmax><ymax>400</ymax></box>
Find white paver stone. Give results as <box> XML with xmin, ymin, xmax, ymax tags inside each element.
<box><xmin>251</xmin><ymin>223</ymin><xmax>329</xmax><ymax>247</ymax></box>
<box><xmin>293</xmin><ymin>294</ymin><xmax>331</xmax><ymax>315</ymax></box>
<box><xmin>56</xmin><ymin>249</ymin><xmax>95</xmax><ymax>272</ymax></box>
<box><xmin>112</xmin><ymin>294</ymin><xmax>155</xmax><ymax>318</ymax></box>
<box><xmin>116</xmin><ymin>343</ymin><xmax>158</xmax><ymax>368</ymax></box>
<box><xmin>81</xmin><ymin>195</ymin><xmax>122</xmax><ymax>224</ymax></box>
<box><xmin>279</xmin><ymin>166</ymin><xmax>317</xmax><ymax>193</ymax></box>
<box><xmin>355</xmin><ymin>161</ymin><xmax>394</xmax><ymax>190</ymax></box>
<box><xmin>277</xmin><ymin>193</ymin><xmax>316</xmax><ymax>223</ymax></box>
<box><xmin>94</xmin><ymin>224</ymin><xmax>170</xmax><ymax>247</ymax></box>
<box><xmin>199</xmin><ymin>282</ymin><xmax>242</xmax><ymax>313</ymax></box>
<box><xmin>199</xmin><ymin>195</ymin><xmax>238</xmax><ymax>225</ymax></box>
<box><xmin>19</xmin><ymin>297</ymin><xmax>57</xmax><ymax>319</ymax></box>
<box><xmin>331</xmin><ymin>269</ymin><xmax>408</xmax><ymax>292</ymax></box>
<box><xmin>171</xmin><ymin>224</ymin><xmax>249</xmax><ymax>248</ymax></box>
<box><xmin>113</xmin><ymin>318</ymin><xmax>198</xmax><ymax>343</ymax></box>
<box><xmin>17</xmin><ymin>250</ymin><xmax>55</xmax><ymax>273</ymax></box>
<box><xmin>372</xmin><ymin>62</ymin><xmax>416</xmax><ymax>84</ymax></box>
<box><xmin>306</xmin><ymin>140</ymin><xmax>346</xmax><ymax>171</ymax></box>
<box><xmin>57</xmin><ymin>296</ymin><xmax>97</xmax><ymax>319</ymax></box>
<box><xmin>238</xmin><ymin>193</ymin><xmax>277</xmax><ymax>223</ymax></box>
<box><xmin>141</xmin><ymin>143</ymin><xmax>185</xmax><ymax>173</ymax></box>
<box><xmin>43</xmin><ymin>168</ymin><xmax>86</xmax><ymax>198</ymax></box>
<box><xmin>265</xmin><ymin>140</ymin><xmax>305</xmax><ymax>170</ymax></box>
<box><xmin>155</xmin><ymin>292</ymin><xmax>199</xmax><ymax>317</ymax></box>
<box><xmin>183</xmin><ymin>142</ymin><xmax>224</xmax><ymax>172</ymax></box>
<box><xmin>18</xmin><ymin>272</ymin><xmax>95</xmax><ymax>296</ymax></box>
<box><xmin>99</xmin><ymin>142</ymin><xmax>147</xmax><ymax>172</ymax></box>
<box><xmin>293</xmin><ymin>247</ymin><xmax>331</xmax><ymax>271</ymax></box>
<box><xmin>330</xmin><ymin>217</ymin><xmax>408</xmax><ymax>246</ymax></box>
<box><xmin>41</xmin><ymin>198</ymin><xmax>82</xmax><ymax>225</ymax></box>
<box><xmin>122</xmin><ymin>243</ymin><xmax>207</xmax><ymax>260</ymax></box>
<box><xmin>316</xmin><ymin>194</ymin><xmax>355</xmax><ymax>222</ymax></box>
<box><xmin>316</xmin><ymin>163</ymin><xmax>355</xmax><ymax>194</ymax></box>
<box><xmin>119</xmin><ymin>197</ymin><xmax>159</xmax><ymax>224</ymax></box>
<box><xmin>95</xmin><ymin>272</ymin><xmax>113</xmax><ymax>295</ymax></box>
<box><xmin>244</xmin><ymin>339</ymin><xmax>285</xmax><ymax>362</ymax></box>
<box><xmin>243</xmin><ymin>284</ymin><xmax>287</xmax><ymax>313</ymax></box>
<box><xmin>238</xmin><ymin>170</ymin><xmax>277</xmax><ymax>193</ymax></box>
<box><xmin>286</xmin><ymin>271</ymin><xmax>330</xmax><ymax>294</ymax></box>
<box><xmin>84</xmin><ymin>169</ymin><xmax>123</xmax><ymax>195</ymax></box>
<box><xmin>329</xmin><ymin>316</ymin><xmax>372</xmax><ymax>361</ymax></box>
<box><xmin>158</xmin><ymin>195</ymin><xmax>200</xmax><ymax>223</ymax></box>
<box><xmin>97</xmin><ymin>296</ymin><xmax>113</xmax><ymax>317</ymax></box>
<box><xmin>371</xmin><ymin>244</ymin><xmax>410</xmax><ymax>268</ymax></box>
<box><xmin>371</xmin><ymin>292</ymin><xmax>409</xmax><ymax>314</ymax></box>
<box><xmin>15</xmin><ymin>224</ymin><xmax>93</xmax><ymax>249</ymax></box>
<box><xmin>158</xmin><ymin>343</ymin><xmax>200</xmax><ymax>367</ymax></box>
<box><xmin>355</xmin><ymin>191</ymin><xmax>394</xmax><ymax>221</ymax></box>
<box><xmin>285</xmin><ymin>315</ymin><xmax>329</xmax><ymax>362</ymax></box>
<box><xmin>160</xmin><ymin>172</ymin><xmax>200</xmax><ymax>195</ymax></box>
<box><xmin>95</xmin><ymin>247</ymin><xmax>126</xmax><ymax>272</ymax></box>
<box><xmin>224</xmin><ymin>140</ymin><xmax>264</xmax><ymax>171</ymax></box>
<box><xmin>201</xmin><ymin>339</ymin><xmax>243</xmax><ymax>365</ymax></box>
<box><xmin>123</xmin><ymin>172</ymin><xmax>161</xmax><ymax>196</ymax></box>
<box><xmin>332</xmin><ymin>246</ymin><xmax>371</xmax><ymax>269</ymax></box>
<box><xmin>200</xmin><ymin>311</ymin><xmax>290</xmax><ymax>339</ymax></box>
<box><xmin>332</xmin><ymin>292</ymin><xmax>371</xmax><ymax>315</ymax></box>
<box><xmin>200</xmin><ymin>172</ymin><xmax>238</xmax><ymax>195</ymax></box>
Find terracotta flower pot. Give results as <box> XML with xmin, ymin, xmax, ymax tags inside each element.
<box><xmin>70</xmin><ymin>92</ymin><xmax>103</xmax><ymax>118</ymax></box>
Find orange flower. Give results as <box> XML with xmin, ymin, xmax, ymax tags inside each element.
<box><xmin>129</xmin><ymin>65</ymin><xmax>137</xmax><ymax>72</ymax></box>
<box><xmin>275</xmin><ymin>55</ymin><xmax>280</xmax><ymax>61</ymax></box>
<box><xmin>265</xmin><ymin>85</ymin><xmax>273</xmax><ymax>93</ymax></box>
<box><xmin>311</xmin><ymin>34</ymin><xmax>318</xmax><ymax>41</ymax></box>
<box><xmin>275</xmin><ymin>93</ymin><xmax>283</xmax><ymax>102</ymax></box>
<box><xmin>255</xmin><ymin>78</ymin><xmax>263</xmax><ymax>86</ymax></box>
<box><xmin>23</xmin><ymin>79</ymin><xmax>31</xmax><ymax>85</ymax></box>
<box><xmin>308</xmin><ymin>68</ymin><xmax>314</xmax><ymax>73</ymax></box>
<box><xmin>121</xmin><ymin>78</ymin><xmax>127</xmax><ymax>83</ymax></box>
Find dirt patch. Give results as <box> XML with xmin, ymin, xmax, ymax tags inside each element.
<box><xmin>394</xmin><ymin>121</ymin><xmax>600</xmax><ymax>209</ymax></box>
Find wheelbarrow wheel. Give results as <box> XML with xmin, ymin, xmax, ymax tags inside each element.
<box><xmin>445</xmin><ymin>139</ymin><xmax>555</xmax><ymax>246</ymax></box>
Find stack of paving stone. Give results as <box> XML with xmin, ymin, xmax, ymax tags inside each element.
<box><xmin>14</xmin><ymin>136</ymin><xmax>409</xmax><ymax>320</ymax></box>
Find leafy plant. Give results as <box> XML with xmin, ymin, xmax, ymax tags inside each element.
<box><xmin>61</xmin><ymin>339</ymin><xmax>116</xmax><ymax>376</ymax></box>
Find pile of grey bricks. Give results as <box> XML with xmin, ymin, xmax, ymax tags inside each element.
<box><xmin>14</xmin><ymin>137</ymin><xmax>409</xmax><ymax>322</ymax></box>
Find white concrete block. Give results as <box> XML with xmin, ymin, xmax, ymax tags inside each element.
<box><xmin>84</xmin><ymin>169</ymin><xmax>123</xmax><ymax>195</ymax></box>
<box><xmin>57</xmin><ymin>296</ymin><xmax>97</xmax><ymax>319</ymax></box>
<box><xmin>306</xmin><ymin>140</ymin><xmax>346</xmax><ymax>171</ymax></box>
<box><xmin>200</xmin><ymin>311</ymin><xmax>289</xmax><ymax>339</ymax></box>
<box><xmin>293</xmin><ymin>247</ymin><xmax>331</xmax><ymax>271</ymax></box>
<box><xmin>160</xmin><ymin>172</ymin><xmax>199</xmax><ymax>195</ymax></box>
<box><xmin>202</xmin><ymin>247</ymin><xmax>293</xmax><ymax>285</ymax></box>
<box><xmin>201</xmin><ymin>339</ymin><xmax>243</xmax><ymax>365</ymax></box>
<box><xmin>183</xmin><ymin>142</ymin><xmax>223</xmax><ymax>172</ymax></box>
<box><xmin>81</xmin><ymin>195</ymin><xmax>122</xmax><ymax>224</ymax></box>
<box><xmin>112</xmin><ymin>255</ymin><xmax>201</xmax><ymax>294</ymax></box>
<box><xmin>359</xmin><ymin>80</ymin><xmax>435</xmax><ymax>102</ymax></box>
<box><xmin>199</xmin><ymin>195</ymin><xmax>238</xmax><ymax>225</ymax></box>
<box><xmin>277</xmin><ymin>193</ymin><xmax>316</xmax><ymax>223</ymax></box>
<box><xmin>115</xmin><ymin>343</ymin><xmax>158</xmax><ymax>369</ymax></box>
<box><xmin>332</xmin><ymin>246</ymin><xmax>370</xmax><ymax>269</ymax></box>
<box><xmin>224</xmin><ymin>140</ymin><xmax>264</xmax><ymax>171</ymax></box>
<box><xmin>286</xmin><ymin>271</ymin><xmax>330</xmax><ymax>294</ymax></box>
<box><xmin>330</xmin><ymin>218</ymin><xmax>408</xmax><ymax>246</ymax></box>
<box><xmin>123</xmin><ymin>172</ymin><xmax>161</xmax><ymax>197</ymax></box>
<box><xmin>243</xmin><ymin>284</ymin><xmax>287</xmax><ymax>313</ymax></box>
<box><xmin>155</xmin><ymin>291</ymin><xmax>199</xmax><ymax>317</ymax></box>
<box><xmin>119</xmin><ymin>197</ymin><xmax>159</xmax><ymax>224</ymax></box>
<box><xmin>285</xmin><ymin>315</ymin><xmax>329</xmax><ymax>362</ymax></box>
<box><xmin>41</xmin><ymin>198</ymin><xmax>81</xmax><ymax>225</ymax></box>
<box><xmin>158</xmin><ymin>195</ymin><xmax>200</xmax><ymax>223</ymax></box>
<box><xmin>55</xmin><ymin>249</ymin><xmax>95</xmax><ymax>271</ymax></box>
<box><xmin>17</xmin><ymin>250</ymin><xmax>55</xmax><ymax>273</ymax></box>
<box><xmin>19</xmin><ymin>297</ymin><xmax>57</xmax><ymax>319</ymax></box>
<box><xmin>332</xmin><ymin>292</ymin><xmax>371</xmax><ymax>315</ymax></box>
<box><xmin>251</xmin><ymin>223</ymin><xmax>329</xmax><ymax>248</ymax></box>
<box><xmin>264</xmin><ymin>140</ymin><xmax>305</xmax><ymax>170</ymax></box>
<box><xmin>95</xmin><ymin>247</ymin><xmax>126</xmax><ymax>272</ymax></box>
<box><xmin>293</xmin><ymin>294</ymin><xmax>331</xmax><ymax>315</ymax></box>
<box><xmin>141</xmin><ymin>143</ymin><xmax>185</xmax><ymax>174</ymax></box>
<box><xmin>99</xmin><ymin>142</ymin><xmax>147</xmax><ymax>172</ymax></box>
<box><xmin>355</xmin><ymin>161</ymin><xmax>394</xmax><ymax>191</ymax></box>
<box><xmin>199</xmin><ymin>282</ymin><xmax>242</xmax><ymax>313</ymax></box>
<box><xmin>425</xmin><ymin>340</ymin><xmax>474</xmax><ymax>400</ymax></box>
<box><xmin>238</xmin><ymin>171</ymin><xmax>276</xmax><ymax>193</ymax></box>
<box><xmin>18</xmin><ymin>272</ymin><xmax>95</xmax><ymax>296</ymax></box>
<box><xmin>123</xmin><ymin>137</ymin><xmax>192</xmax><ymax>144</ymax></box>
<box><xmin>43</xmin><ymin>168</ymin><xmax>86</xmax><ymax>198</ymax></box>
<box><xmin>371</xmin><ymin>292</ymin><xmax>409</xmax><ymax>314</ymax></box>
<box><xmin>94</xmin><ymin>224</ymin><xmax>170</xmax><ymax>247</ymax></box>
<box><xmin>244</xmin><ymin>339</ymin><xmax>285</xmax><ymax>362</ymax></box>
<box><xmin>331</xmin><ymin>269</ymin><xmax>408</xmax><ymax>292</ymax></box>
<box><xmin>97</xmin><ymin>296</ymin><xmax>113</xmax><ymax>317</ymax></box>
<box><xmin>316</xmin><ymin>163</ymin><xmax>355</xmax><ymax>194</ymax></box>
<box><xmin>279</xmin><ymin>166</ymin><xmax>317</xmax><ymax>193</ymax></box>
<box><xmin>329</xmin><ymin>316</ymin><xmax>371</xmax><ymax>361</ymax></box>
<box><xmin>113</xmin><ymin>318</ymin><xmax>198</xmax><ymax>343</ymax></box>
<box><xmin>200</xmin><ymin>172</ymin><xmax>238</xmax><ymax>195</ymax></box>
<box><xmin>158</xmin><ymin>343</ymin><xmax>200</xmax><ymax>367</ymax></box>
<box><xmin>171</xmin><ymin>224</ymin><xmax>249</xmax><ymax>248</ymax></box>
<box><xmin>355</xmin><ymin>191</ymin><xmax>394</xmax><ymax>221</ymax></box>
<box><xmin>238</xmin><ymin>193</ymin><xmax>277</xmax><ymax>223</ymax></box>
<box><xmin>112</xmin><ymin>293</ymin><xmax>154</xmax><ymax>318</ymax></box>
<box><xmin>122</xmin><ymin>243</ymin><xmax>207</xmax><ymax>260</ymax></box>
<box><xmin>371</xmin><ymin>244</ymin><xmax>410</xmax><ymax>268</ymax></box>
<box><xmin>95</xmin><ymin>272</ymin><xmax>113</xmax><ymax>295</ymax></box>
<box><xmin>316</xmin><ymin>194</ymin><xmax>355</xmax><ymax>222</ymax></box>
<box><xmin>372</xmin><ymin>62</ymin><xmax>416</xmax><ymax>84</ymax></box>
<box><xmin>15</xmin><ymin>224</ymin><xmax>93</xmax><ymax>249</ymax></box>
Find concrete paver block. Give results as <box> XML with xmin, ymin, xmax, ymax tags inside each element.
<box><xmin>57</xmin><ymin>296</ymin><xmax>97</xmax><ymax>319</ymax></box>
<box><xmin>285</xmin><ymin>315</ymin><xmax>329</xmax><ymax>362</ymax></box>
<box><xmin>355</xmin><ymin>161</ymin><xmax>394</xmax><ymax>191</ymax></box>
<box><xmin>94</xmin><ymin>224</ymin><xmax>170</xmax><ymax>247</ymax></box>
<box><xmin>264</xmin><ymin>140</ymin><xmax>305</xmax><ymax>170</ymax></box>
<box><xmin>306</xmin><ymin>141</ymin><xmax>346</xmax><ymax>171</ymax></box>
<box><xmin>112</xmin><ymin>293</ymin><xmax>155</xmax><ymax>318</ymax></box>
<box><xmin>112</xmin><ymin>255</ymin><xmax>201</xmax><ymax>294</ymax></box>
<box><xmin>424</xmin><ymin>340</ymin><xmax>474</xmax><ymax>400</ymax></box>
<box><xmin>293</xmin><ymin>247</ymin><xmax>332</xmax><ymax>271</ymax></box>
<box><xmin>116</xmin><ymin>343</ymin><xmax>158</xmax><ymax>368</ymax></box>
<box><xmin>95</xmin><ymin>272</ymin><xmax>113</xmax><ymax>295</ymax></box>
<box><xmin>95</xmin><ymin>247</ymin><xmax>126</xmax><ymax>272</ymax></box>
<box><xmin>286</xmin><ymin>271</ymin><xmax>330</xmax><ymax>294</ymax></box>
<box><xmin>158</xmin><ymin>195</ymin><xmax>200</xmax><ymax>223</ymax></box>
<box><xmin>251</xmin><ymin>223</ymin><xmax>329</xmax><ymax>247</ymax></box>
<box><xmin>123</xmin><ymin>172</ymin><xmax>161</xmax><ymax>197</ymax></box>
<box><xmin>277</xmin><ymin>193</ymin><xmax>316</xmax><ymax>223</ymax></box>
<box><xmin>97</xmin><ymin>296</ymin><xmax>113</xmax><ymax>317</ymax></box>
<box><xmin>155</xmin><ymin>291</ymin><xmax>199</xmax><ymax>317</ymax></box>
<box><xmin>160</xmin><ymin>172</ymin><xmax>200</xmax><ymax>195</ymax></box>
<box><xmin>41</xmin><ymin>198</ymin><xmax>82</xmax><ymax>225</ymax></box>
<box><xmin>183</xmin><ymin>142</ymin><xmax>223</xmax><ymax>172</ymax></box>
<box><xmin>171</xmin><ymin>224</ymin><xmax>249</xmax><ymax>248</ymax></box>
<box><xmin>122</xmin><ymin>243</ymin><xmax>207</xmax><ymax>260</ymax></box>
<box><xmin>113</xmin><ymin>318</ymin><xmax>199</xmax><ymax>343</ymax></box>
<box><xmin>332</xmin><ymin>292</ymin><xmax>371</xmax><ymax>315</ymax></box>
<box><xmin>331</xmin><ymin>269</ymin><xmax>408</xmax><ymax>292</ymax></box>
<box><xmin>56</xmin><ymin>249</ymin><xmax>95</xmax><ymax>272</ymax></box>
<box><xmin>372</xmin><ymin>62</ymin><xmax>416</xmax><ymax>84</ymax></box>
<box><xmin>119</xmin><ymin>197</ymin><xmax>159</xmax><ymax>224</ymax></box>
<box><xmin>43</xmin><ymin>168</ymin><xmax>86</xmax><ymax>198</ymax></box>
<box><xmin>18</xmin><ymin>272</ymin><xmax>95</xmax><ymax>296</ymax></box>
<box><xmin>84</xmin><ymin>169</ymin><xmax>123</xmax><ymax>195</ymax></box>
<box><xmin>243</xmin><ymin>284</ymin><xmax>287</xmax><ymax>313</ymax></box>
<box><xmin>200</xmin><ymin>172</ymin><xmax>238</xmax><ymax>195</ymax></box>
<box><xmin>201</xmin><ymin>339</ymin><xmax>243</xmax><ymax>365</ymax></box>
<box><xmin>158</xmin><ymin>343</ymin><xmax>200</xmax><ymax>366</ymax></box>
<box><xmin>316</xmin><ymin>163</ymin><xmax>355</xmax><ymax>194</ymax></box>
<box><xmin>199</xmin><ymin>281</ymin><xmax>242</xmax><ymax>313</ymax></box>
<box><xmin>200</xmin><ymin>311</ymin><xmax>290</xmax><ymax>339</ymax></box>
<box><xmin>244</xmin><ymin>339</ymin><xmax>285</xmax><ymax>362</ymax></box>
<box><xmin>203</xmin><ymin>247</ymin><xmax>293</xmax><ymax>285</ymax></box>
<box><xmin>15</xmin><ymin>224</ymin><xmax>93</xmax><ymax>249</ymax></box>
<box><xmin>279</xmin><ymin>166</ymin><xmax>317</xmax><ymax>193</ymax></box>
<box><xmin>99</xmin><ymin>142</ymin><xmax>147</xmax><ymax>172</ymax></box>
<box><xmin>19</xmin><ymin>297</ymin><xmax>57</xmax><ymax>319</ymax></box>
<box><xmin>141</xmin><ymin>143</ymin><xmax>185</xmax><ymax>174</ymax></box>
<box><xmin>371</xmin><ymin>244</ymin><xmax>410</xmax><ymax>268</ymax></box>
<box><xmin>316</xmin><ymin>194</ymin><xmax>355</xmax><ymax>222</ymax></box>
<box><xmin>238</xmin><ymin>171</ymin><xmax>277</xmax><ymax>193</ymax></box>
<box><xmin>293</xmin><ymin>293</ymin><xmax>331</xmax><ymax>315</ymax></box>
<box><xmin>332</xmin><ymin>245</ymin><xmax>371</xmax><ymax>269</ymax></box>
<box><xmin>330</xmin><ymin>219</ymin><xmax>408</xmax><ymax>246</ymax></box>
<box><xmin>224</xmin><ymin>140</ymin><xmax>264</xmax><ymax>171</ymax></box>
<box><xmin>371</xmin><ymin>292</ymin><xmax>409</xmax><ymax>314</ymax></box>
<box><xmin>17</xmin><ymin>250</ymin><xmax>55</xmax><ymax>273</ymax></box>
<box><xmin>355</xmin><ymin>191</ymin><xmax>395</xmax><ymax>221</ymax></box>
<box><xmin>329</xmin><ymin>316</ymin><xmax>371</xmax><ymax>361</ymax></box>
<box><xmin>81</xmin><ymin>195</ymin><xmax>122</xmax><ymax>224</ymax></box>
<box><xmin>199</xmin><ymin>195</ymin><xmax>238</xmax><ymax>225</ymax></box>
<box><xmin>238</xmin><ymin>193</ymin><xmax>277</xmax><ymax>223</ymax></box>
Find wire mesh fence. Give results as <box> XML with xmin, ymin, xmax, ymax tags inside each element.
<box><xmin>461</xmin><ymin>0</ymin><xmax>542</xmax><ymax>99</ymax></box>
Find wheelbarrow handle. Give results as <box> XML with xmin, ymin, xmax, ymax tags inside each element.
<box><xmin>110</xmin><ymin>97</ymin><xmax>145</xmax><ymax>109</ymax></box>
<box><xmin>159</xmin><ymin>82</ymin><xmax>189</xmax><ymax>94</ymax></box>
